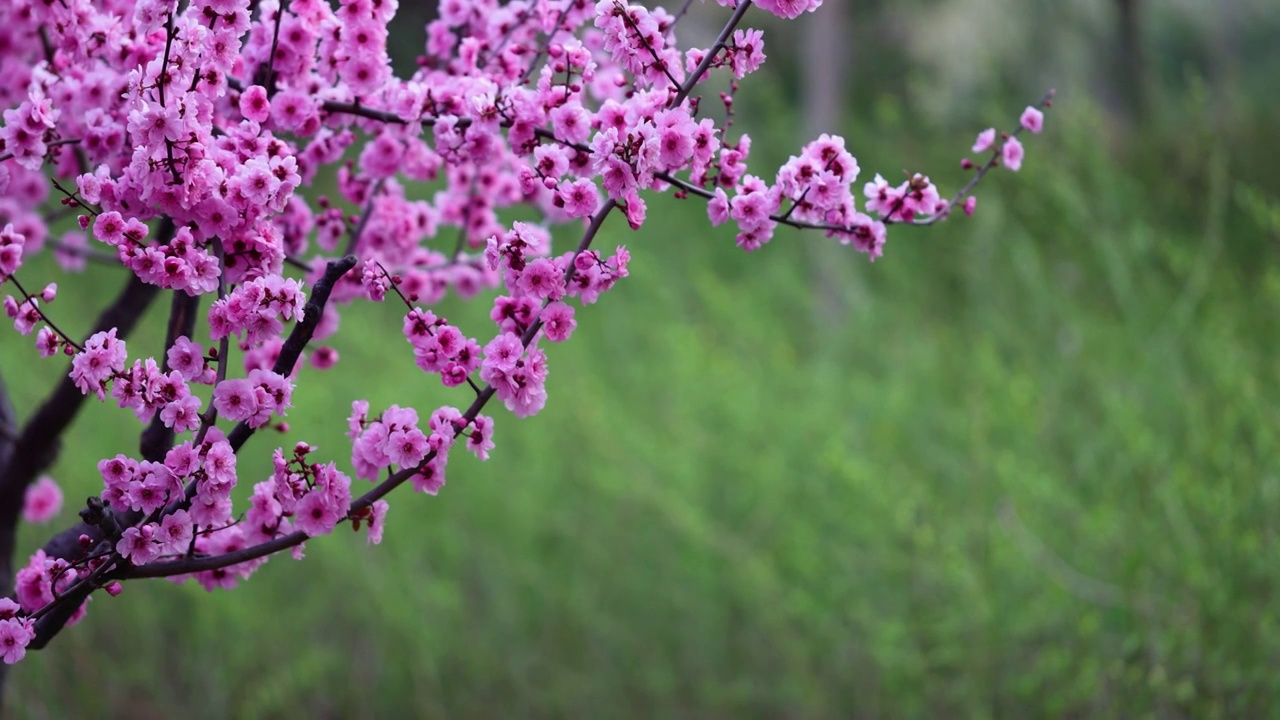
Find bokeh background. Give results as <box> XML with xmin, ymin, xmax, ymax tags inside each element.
<box><xmin>6</xmin><ymin>0</ymin><xmax>1280</xmax><ymax>716</ymax></box>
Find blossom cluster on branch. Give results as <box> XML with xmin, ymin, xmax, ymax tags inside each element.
<box><xmin>0</xmin><ymin>0</ymin><xmax>1051</xmax><ymax>664</ymax></box>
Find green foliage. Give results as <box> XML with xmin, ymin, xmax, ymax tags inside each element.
<box><xmin>5</xmin><ymin>91</ymin><xmax>1280</xmax><ymax>718</ymax></box>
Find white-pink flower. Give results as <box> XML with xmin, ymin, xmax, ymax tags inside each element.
<box><xmin>972</xmin><ymin>128</ymin><xmax>996</xmax><ymax>153</ymax></box>
<box><xmin>1002</xmin><ymin>137</ymin><xmax>1025</xmax><ymax>172</ymax></box>
<box><xmin>1020</xmin><ymin>106</ymin><xmax>1044</xmax><ymax>134</ymax></box>
<box><xmin>22</xmin><ymin>476</ymin><xmax>62</xmax><ymax>524</ymax></box>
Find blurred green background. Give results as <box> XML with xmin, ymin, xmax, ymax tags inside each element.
<box><xmin>6</xmin><ymin>0</ymin><xmax>1280</xmax><ymax>717</ymax></box>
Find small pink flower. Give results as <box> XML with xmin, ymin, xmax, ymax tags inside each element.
<box><xmin>0</xmin><ymin>618</ymin><xmax>34</xmax><ymax>664</ymax></box>
<box><xmin>972</xmin><ymin>128</ymin><xmax>996</xmax><ymax>153</ymax></box>
<box><xmin>708</xmin><ymin>188</ymin><xmax>730</xmax><ymax>226</ymax></box>
<box><xmin>166</xmin><ymin>336</ymin><xmax>204</xmax><ymax>380</ymax></box>
<box><xmin>367</xmin><ymin>500</ymin><xmax>389</xmax><ymax>545</ymax></box>
<box><xmin>1002</xmin><ymin>137</ymin><xmax>1025</xmax><ymax>172</ymax></box>
<box><xmin>117</xmin><ymin>525</ymin><xmax>161</xmax><ymax>565</ymax></box>
<box><xmin>239</xmin><ymin>85</ymin><xmax>271</xmax><ymax>124</ymax></box>
<box><xmin>466</xmin><ymin>415</ymin><xmax>495</xmax><ymax>460</ymax></box>
<box><xmin>963</xmin><ymin>196</ymin><xmax>978</xmax><ymax>216</ymax></box>
<box><xmin>557</xmin><ymin>178</ymin><xmax>599</xmax><ymax>219</ymax></box>
<box><xmin>213</xmin><ymin>378</ymin><xmax>259</xmax><ymax>422</ymax></box>
<box><xmin>22</xmin><ymin>476</ymin><xmax>62</xmax><ymax>524</ymax></box>
<box><xmin>386</xmin><ymin>427</ymin><xmax>428</xmax><ymax>467</ymax></box>
<box><xmin>295</xmin><ymin>490</ymin><xmax>341</xmax><ymax>537</ymax></box>
<box><xmin>540</xmin><ymin>302</ymin><xmax>576</xmax><ymax>343</ymax></box>
<box><xmin>1020</xmin><ymin>106</ymin><xmax>1044</xmax><ymax>134</ymax></box>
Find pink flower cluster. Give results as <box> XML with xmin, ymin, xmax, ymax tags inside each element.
<box><xmin>211</xmin><ymin>369</ymin><xmax>294</xmax><ymax>429</ymax></box>
<box><xmin>208</xmin><ymin>276</ymin><xmax>307</xmax><ymax>346</ymax></box>
<box><xmin>594</xmin><ymin>0</ymin><xmax>683</xmax><ymax>90</ymax></box>
<box><xmin>69</xmin><ymin>329</ymin><xmax>129</xmax><ymax>400</ymax></box>
<box><xmin>0</xmin><ymin>97</ymin><xmax>58</xmax><ymax>171</ymax></box>
<box><xmin>0</xmin><ymin>599</ymin><xmax>35</xmax><ymax>664</ymax></box>
<box><xmin>970</xmin><ymin>106</ymin><xmax>1045</xmax><ymax>173</ymax></box>
<box><xmin>92</xmin><ymin>216</ymin><xmax>221</xmax><ymax>295</ymax></box>
<box><xmin>402</xmin><ymin>308</ymin><xmax>483</xmax><ymax>388</ymax></box>
<box><xmin>348</xmin><ymin>401</ymin><xmax>493</xmax><ymax>494</ymax></box>
<box><xmin>68</xmin><ymin>328</ymin><xmax>213</xmax><ymax>428</ymax></box>
<box><xmin>264</xmin><ymin>443</ymin><xmax>352</xmax><ymax>540</ymax></box>
<box><xmin>96</xmin><ymin>429</ymin><xmax>271</xmax><ymax>590</ymax></box>
<box><xmin>13</xmin><ymin>549</ymin><xmax>89</xmax><ymax>628</ymax></box>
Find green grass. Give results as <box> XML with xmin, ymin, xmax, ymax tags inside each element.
<box><xmin>5</xmin><ymin>92</ymin><xmax>1280</xmax><ymax>718</ymax></box>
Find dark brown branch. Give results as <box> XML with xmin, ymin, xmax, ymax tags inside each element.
<box><xmin>224</xmin><ymin>254</ymin><xmax>358</xmax><ymax>453</ymax></box>
<box><xmin>670</xmin><ymin>0</ymin><xmax>753</xmax><ymax>109</ymax></box>
<box><xmin>0</xmin><ymin>370</ymin><xmax>14</xmax><ymax>699</ymax></box>
<box><xmin>262</xmin><ymin>3</ymin><xmax>286</xmax><ymax>97</ymax></box>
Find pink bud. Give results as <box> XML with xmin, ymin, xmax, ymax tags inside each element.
<box><xmin>105</xmin><ymin>582</ymin><xmax>123</xmax><ymax>597</ymax></box>
<box><xmin>963</xmin><ymin>196</ymin><xmax>977</xmax><ymax>216</ymax></box>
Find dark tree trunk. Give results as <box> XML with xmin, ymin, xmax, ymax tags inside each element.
<box><xmin>0</xmin><ymin>372</ymin><xmax>15</xmax><ymax>702</ymax></box>
<box><xmin>1113</xmin><ymin>0</ymin><xmax>1147</xmax><ymax>123</ymax></box>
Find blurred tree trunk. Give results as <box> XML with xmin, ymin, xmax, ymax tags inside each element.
<box><xmin>0</xmin><ymin>374</ymin><xmax>15</xmax><ymax>703</ymax></box>
<box><xmin>1113</xmin><ymin>0</ymin><xmax>1147</xmax><ymax>123</ymax></box>
<box><xmin>803</xmin><ymin>0</ymin><xmax>857</xmax><ymax>335</ymax></box>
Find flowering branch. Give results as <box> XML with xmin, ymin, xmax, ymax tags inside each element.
<box><xmin>0</xmin><ymin>0</ymin><xmax>1052</xmax><ymax>672</ymax></box>
<box><xmin>118</xmin><ymin>201</ymin><xmax>616</xmax><ymax>580</ymax></box>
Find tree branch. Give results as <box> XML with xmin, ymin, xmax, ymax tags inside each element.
<box><xmin>225</xmin><ymin>254</ymin><xmax>358</xmax><ymax>452</ymax></box>
<box><xmin>119</xmin><ymin>201</ymin><xmax>618</xmax><ymax>580</ymax></box>
<box><xmin>0</xmin><ymin>219</ymin><xmax>174</xmax><ymax>647</ymax></box>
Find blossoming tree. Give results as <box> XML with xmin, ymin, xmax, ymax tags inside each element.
<box><xmin>0</xmin><ymin>0</ymin><xmax>1050</xmax><ymax>681</ymax></box>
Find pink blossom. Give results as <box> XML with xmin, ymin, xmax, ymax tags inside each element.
<box><xmin>0</xmin><ymin>224</ymin><xmax>24</xmax><ymax>278</ymax></box>
<box><xmin>1020</xmin><ymin>107</ymin><xmax>1044</xmax><ymax>134</ymax></box>
<box><xmin>386</xmin><ymin>427</ymin><xmax>429</xmax><ymax>468</ymax></box>
<box><xmin>517</xmin><ymin>258</ymin><xmax>565</xmax><ymax>300</ymax></box>
<box><xmin>708</xmin><ymin>188</ymin><xmax>730</xmax><ymax>226</ymax></box>
<box><xmin>1002</xmin><ymin>137</ymin><xmax>1025</xmax><ymax>172</ymax></box>
<box><xmin>972</xmin><ymin>128</ymin><xmax>996</xmax><ymax>153</ymax></box>
<box><xmin>117</xmin><ymin>525</ymin><xmax>161</xmax><ymax>565</ymax></box>
<box><xmin>295</xmin><ymin>489</ymin><xmax>342</xmax><ymax>537</ymax></box>
<box><xmin>411</xmin><ymin>454</ymin><xmax>448</xmax><ymax>495</ymax></box>
<box><xmin>754</xmin><ymin>0</ymin><xmax>822</xmax><ymax>19</ymax></box>
<box><xmin>167</xmin><ymin>336</ymin><xmax>205</xmax><ymax>381</ymax></box>
<box><xmin>466</xmin><ymin>415</ymin><xmax>496</xmax><ymax>460</ymax></box>
<box><xmin>557</xmin><ymin>178</ymin><xmax>599</xmax><ymax>219</ymax></box>
<box><xmin>22</xmin><ymin>476</ymin><xmax>62</xmax><ymax>524</ymax></box>
<box><xmin>159</xmin><ymin>510</ymin><xmax>194</xmax><ymax>554</ymax></box>
<box><xmin>0</xmin><ymin>618</ymin><xmax>34</xmax><ymax>664</ymax></box>
<box><xmin>160</xmin><ymin>394</ymin><xmax>203</xmax><ymax>433</ymax></box>
<box><xmin>239</xmin><ymin>85</ymin><xmax>271</xmax><ymax>124</ymax></box>
<box><xmin>213</xmin><ymin>378</ymin><xmax>259</xmax><ymax>422</ymax></box>
<box><xmin>35</xmin><ymin>327</ymin><xmax>59</xmax><ymax>358</ymax></box>
<box><xmin>367</xmin><ymin>500</ymin><xmax>390</xmax><ymax>545</ymax></box>
<box><xmin>540</xmin><ymin>302</ymin><xmax>577</xmax><ymax>343</ymax></box>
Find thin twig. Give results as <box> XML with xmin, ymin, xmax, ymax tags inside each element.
<box><xmin>670</xmin><ymin>0</ymin><xmax>753</xmax><ymax>109</ymax></box>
